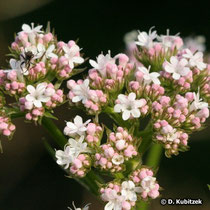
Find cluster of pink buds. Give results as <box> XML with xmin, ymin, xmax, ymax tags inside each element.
<box><xmin>0</xmin><ymin>113</ymin><xmax>16</xmax><ymax>138</ymax></box>
<box><xmin>27</xmin><ymin>61</ymin><xmax>46</xmax><ymax>81</ymax></box>
<box><xmin>67</xmin><ymin>79</ymin><xmax>107</xmax><ymax>115</ymax></box>
<box><xmin>88</xmin><ymin>52</ymin><xmax>133</xmax><ymax>92</ymax></box>
<box><xmin>69</xmin><ymin>154</ymin><xmax>92</xmax><ymax>178</ymax></box>
<box><xmin>0</xmin><ymin>70</ymin><xmax>25</xmax><ymax>96</ymax></box>
<box><xmin>129</xmin><ymin>168</ymin><xmax>160</xmax><ymax>200</ymax></box>
<box><xmin>94</xmin><ymin>127</ymin><xmax>138</xmax><ymax>173</ymax></box>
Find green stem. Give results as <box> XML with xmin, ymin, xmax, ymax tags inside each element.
<box><xmin>42</xmin><ymin>117</ymin><xmax>67</xmax><ymax>148</ymax></box>
<box><xmin>11</xmin><ymin>112</ymin><xmax>25</xmax><ymax>119</ymax></box>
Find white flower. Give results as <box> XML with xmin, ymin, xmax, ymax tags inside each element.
<box><xmin>26</xmin><ymin>83</ymin><xmax>50</xmax><ymax>108</ymax></box>
<box><xmin>36</xmin><ymin>44</ymin><xmax>58</xmax><ymax>61</ymax></box>
<box><xmin>102</xmin><ymin>190</ymin><xmax>124</xmax><ymax>210</ymax></box>
<box><xmin>189</xmin><ymin>90</ymin><xmax>208</xmax><ymax>112</ymax></box>
<box><xmin>63</xmin><ymin>44</ymin><xmax>84</xmax><ymax>69</ymax></box>
<box><xmin>139</xmin><ymin>176</ymin><xmax>156</xmax><ymax>193</ymax></box>
<box><xmin>67</xmin><ymin>136</ymin><xmax>92</xmax><ymax>161</ymax></box>
<box><xmin>163</xmin><ymin>56</ymin><xmax>190</xmax><ymax>80</ymax></box>
<box><xmin>166</xmin><ymin>129</ymin><xmax>178</xmax><ymax>142</ymax></box>
<box><xmin>55</xmin><ymin>146</ymin><xmax>74</xmax><ymax>169</ymax></box>
<box><xmin>4</xmin><ymin>59</ymin><xmax>26</xmax><ymax>82</ymax></box>
<box><xmin>157</xmin><ymin>29</ymin><xmax>181</xmax><ymax>50</ymax></box>
<box><xmin>20</xmin><ymin>23</ymin><xmax>43</xmax><ymax>44</ymax></box>
<box><xmin>71</xmin><ymin>79</ymin><xmax>90</xmax><ymax>104</ymax></box>
<box><xmin>114</xmin><ymin>92</ymin><xmax>145</xmax><ymax>120</ymax></box>
<box><xmin>112</xmin><ymin>154</ymin><xmax>124</xmax><ymax>165</ymax></box>
<box><xmin>182</xmin><ymin>49</ymin><xmax>207</xmax><ymax>70</ymax></box>
<box><xmin>121</xmin><ymin>181</ymin><xmax>141</xmax><ymax>202</ymax></box>
<box><xmin>124</xmin><ymin>30</ymin><xmax>138</xmax><ymax>46</ymax></box>
<box><xmin>64</xmin><ymin>115</ymin><xmax>91</xmax><ymax>137</ymax></box>
<box><xmin>89</xmin><ymin>51</ymin><xmax>115</xmax><ymax>77</ymax></box>
<box><xmin>138</xmin><ymin>65</ymin><xmax>160</xmax><ymax>85</ymax></box>
<box><xmin>135</xmin><ymin>27</ymin><xmax>157</xmax><ymax>49</ymax></box>
<box><xmin>68</xmin><ymin>202</ymin><xmax>90</xmax><ymax>210</ymax></box>
<box><xmin>21</xmin><ymin>23</ymin><xmax>43</xmax><ymax>34</ymax></box>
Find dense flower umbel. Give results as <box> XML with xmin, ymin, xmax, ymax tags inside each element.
<box><xmin>152</xmin><ymin>92</ymin><xmax>209</xmax><ymax>156</ymax></box>
<box><xmin>94</xmin><ymin>127</ymin><xmax>138</xmax><ymax>173</ymax></box>
<box><xmin>88</xmin><ymin>52</ymin><xmax>133</xmax><ymax>94</ymax></box>
<box><xmin>10</xmin><ymin>23</ymin><xmax>84</xmax><ymax>81</ymax></box>
<box><xmin>67</xmin><ymin>79</ymin><xmax>107</xmax><ymax>115</ymax></box>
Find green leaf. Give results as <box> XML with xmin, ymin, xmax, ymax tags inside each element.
<box><xmin>43</xmin><ymin>112</ymin><xmax>58</xmax><ymax>120</ymax></box>
<box><xmin>208</xmin><ymin>184</ymin><xmax>210</xmax><ymax>190</ymax></box>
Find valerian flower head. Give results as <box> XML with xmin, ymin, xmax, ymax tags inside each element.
<box><xmin>182</xmin><ymin>49</ymin><xmax>207</xmax><ymax>70</ymax></box>
<box><xmin>26</xmin><ymin>83</ymin><xmax>51</xmax><ymax>108</ymax></box>
<box><xmin>63</xmin><ymin>44</ymin><xmax>84</xmax><ymax>69</ymax></box>
<box><xmin>189</xmin><ymin>89</ymin><xmax>208</xmax><ymax>112</ymax></box>
<box><xmin>64</xmin><ymin>115</ymin><xmax>91</xmax><ymax>137</ymax></box>
<box><xmin>121</xmin><ymin>181</ymin><xmax>141</xmax><ymax>202</ymax></box>
<box><xmin>114</xmin><ymin>92</ymin><xmax>146</xmax><ymax>120</ymax></box>
<box><xmin>135</xmin><ymin>27</ymin><xmax>157</xmax><ymax>49</ymax></box>
<box><xmin>163</xmin><ymin>56</ymin><xmax>190</xmax><ymax>80</ymax></box>
<box><xmin>137</xmin><ymin>65</ymin><xmax>160</xmax><ymax>85</ymax></box>
<box><xmin>89</xmin><ymin>51</ymin><xmax>115</xmax><ymax>77</ymax></box>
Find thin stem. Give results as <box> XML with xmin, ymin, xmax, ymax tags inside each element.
<box><xmin>42</xmin><ymin>117</ymin><xmax>67</xmax><ymax>148</ymax></box>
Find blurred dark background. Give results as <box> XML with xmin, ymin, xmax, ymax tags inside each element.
<box><xmin>0</xmin><ymin>0</ymin><xmax>210</xmax><ymax>209</ymax></box>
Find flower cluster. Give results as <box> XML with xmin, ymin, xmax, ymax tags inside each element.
<box><xmin>88</xmin><ymin>52</ymin><xmax>133</xmax><ymax>93</ymax></box>
<box><xmin>11</xmin><ymin>23</ymin><xmax>84</xmax><ymax>80</ymax></box>
<box><xmin>100</xmin><ymin>168</ymin><xmax>159</xmax><ymax>210</ymax></box>
<box><xmin>94</xmin><ymin>127</ymin><xmax>138</xmax><ymax>173</ymax></box>
<box><xmin>67</xmin><ymin>79</ymin><xmax>107</xmax><ymax>114</ymax></box>
<box><xmin>152</xmin><ymin>91</ymin><xmax>209</xmax><ymax>156</ymax></box>
<box><xmin>129</xmin><ymin>168</ymin><xmax>160</xmax><ymax>200</ymax></box>
<box><xmin>19</xmin><ymin>82</ymin><xmax>64</xmax><ymax>122</ymax></box>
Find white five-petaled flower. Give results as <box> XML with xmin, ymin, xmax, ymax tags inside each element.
<box><xmin>112</xmin><ymin>154</ymin><xmax>124</xmax><ymax>165</ymax></box>
<box><xmin>138</xmin><ymin>65</ymin><xmax>160</xmax><ymax>85</ymax></box>
<box><xmin>26</xmin><ymin>83</ymin><xmax>51</xmax><ymax>108</ymax></box>
<box><xmin>55</xmin><ymin>145</ymin><xmax>75</xmax><ymax>169</ymax></box>
<box><xmin>21</xmin><ymin>23</ymin><xmax>43</xmax><ymax>34</ymax></box>
<box><xmin>89</xmin><ymin>51</ymin><xmax>115</xmax><ymax>77</ymax></box>
<box><xmin>102</xmin><ymin>189</ymin><xmax>124</xmax><ymax>210</ymax></box>
<box><xmin>71</xmin><ymin>79</ymin><xmax>90</xmax><ymax>104</ymax></box>
<box><xmin>182</xmin><ymin>49</ymin><xmax>207</xmax><ymax>70</ymax></box>
<box><xmin>114</xmin><ymin>92</ymin><xmax>145</xmax><ymax>120</ymax></box>
<box><xmin>121</xmin><ymin>181</ymin><xmax>141</xmax><ymax>202</ymax></box>
<box><xmin>68</xmin><ymin>201</ymin><xmax>90</xmax><ymax>210</ymax></box>
<box><xmin>135</xmin><ymin>27</ymin><xmax>157</xmax><ymax>49</ymax></box>
<box><xmin>67</xmin><ymin>136</ymin><xmax>92</xmax><ymax>161</ymax></box>
<box><xmin>35</xmin><ymin>44</ymin><xmax>58</xmax><ymax>61</ymax></box>
<box><xmin>63</xmin><ymin>44</ymin><xmax>84</xmax><ymax>69</ymax></box>
<box><xmin>163</xmin><ymin>56</ymin><xmax>190</xmax><ymax>80</ymax></box>
<box><xmin>189</xmin><ymin>89</ymin><xmax>208</xmax><ymax>112</ymax></box>
<box><xmin>64</xmin><ymin>115</ymin><xmax>91</xmax><ymax>137</ymax></box>
<box><xmin>139</xmin><ymin>176</ymin><xmax>156</xmax><ymax>193</ymax></box>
